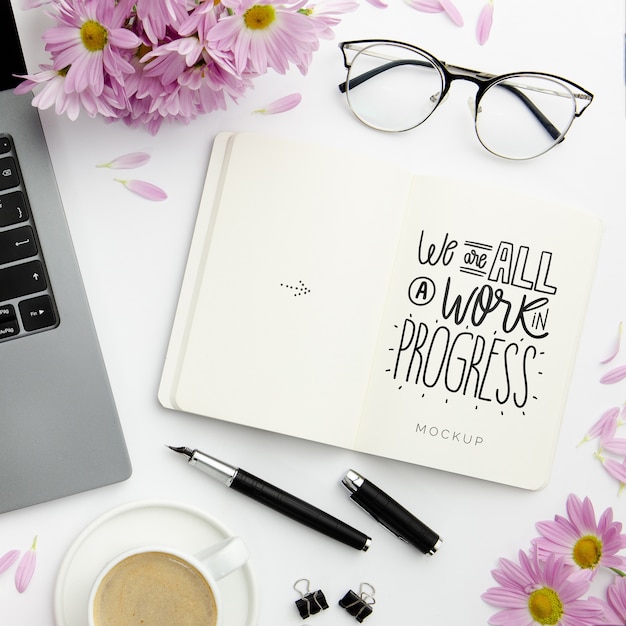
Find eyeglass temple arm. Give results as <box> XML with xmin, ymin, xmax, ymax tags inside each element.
<box><xmin>338</xmin><ymin>59</ymin><xmax>561</xmax><ymax>140</ymax></box>
<box><xmin>496</xmin><ymin>82</ymin><xmax>561</xmax><ymax>140</ymax></box>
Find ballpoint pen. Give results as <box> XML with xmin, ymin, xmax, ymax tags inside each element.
<box><xmin>168</xmin><ymin>446</ymin><xmax>371</xmax><ymax>551</ymax></box>
<box><xmin>342</xmin><ymin>469</ymin><xmax>442</xmax><ymax>555</ymax></box>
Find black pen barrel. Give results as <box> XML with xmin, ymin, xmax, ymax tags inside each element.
<box><xmin>231</xmin><ymin>469</ymin><xmax>370</xmax><ymax>551</ymax></box>
<box><xmin>351</xmin><ymin>478</ymin><xmax>440</xmax><ymax>554</ymax></box>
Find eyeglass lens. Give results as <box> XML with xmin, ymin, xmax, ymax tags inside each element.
<box><xmin>475</xmin><ymin>76</ymin><xmax>576</xmax><ymax>159</ymax></box>
<box><xmin>345</xmin><ymin>43</ymin><xmax>443</xmax><ymax>133</ymax></box>
<box><xmin>344</xmin><ymin>42</ymin><xmax>581</xmax><ymax>159</ymax></box>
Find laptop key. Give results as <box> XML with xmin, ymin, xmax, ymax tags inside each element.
<box><xmin>19</xmin><ymin>295</ymin><xmax>57</xmax><ymax>331</ymax></box>
<box><xmin>0</xmin><ymin>226</ymin><xmax>37</xmax><ymax>264</ymax></box>
<box><xmin>0</xmin><ymin>191</ymin><xmax>28</xmax><ymax>226</ymax></box>
<box><xmin>0</xmin><ymin>260</ymin><xmax>46</xmax><ymax>302</ymax></box>
<box><xmin>0</xmin><ymin>156</ymin><xmax>19</xmax><ymax>191</ymax></box>
<box><xmin>0</xmin><ymin>303</ymin><xmax>19</xmax><ymax>338</ymax></box>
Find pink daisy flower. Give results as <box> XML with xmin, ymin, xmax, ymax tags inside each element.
<box><xmin>15</xmin><ymin>64</ymin><xmax>115</xmax><ymax>119</ymax></box>
<box><xmin>482</xmin><ymin>547</ymin><xmax>602</xmax><ymax>626</ymax></box>
<box><xmin>141</xmin><ymin>40</ymin><xmax>193</xmax><ymax>85</ymax></box>
<box><xmin>534</xmin><ymin>494</ymin><xmax>626</xmax><ymax>577</ymax></box>
<box><xmin>208</xmin><ymin>0</ymin><xmax>321</xmax><ymax>75</ymax></box>
<box><xmin>42</xmin><ymin>0</ymin><xmax>140</xmax><ymax>96</ymax></box>
<box><xmin>589</xmin><ymin>575</ymin><xmax>626</xmax><ymax>624</ymax></box>
<box><xmin>134</xmin><ymin>0</ymin><xmax>191</xmax><ymax>46</ymax></box>
<box><xmin>178</xmin><ymin>0</ymin><xmax>223</xmax><ymax>42</ymax></box>
<box><xmin>177</xmin><ymin>53</ymin><xmax>252</xmax><ymax>104</ymax></box>
<box><xmin>303</xmin><ymin>0</ymin><xmax>359</xmax><ymax>39</ymax></box>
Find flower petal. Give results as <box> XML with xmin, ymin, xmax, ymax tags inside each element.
<box><xmin>15</xmin><ymin>537</ymin><xmax>37</xmax><ymax>593</ymax></box>
<box><xmin>364</xmin><ymin>0</ymin><xmax>388</xmax><ymax>8</ymax></box>
<box><xmin>604</xmin><ymin>459</ymin><xmax>626</xmax><ymax>483</ymax></box>
<box><xmin>0</xmin><ymin>550</ymin><xmax>20</xmax><ymax>575</ymax></box>
<box><xmin>476</xmin><ymin>2</ymin><xmax>494</xmax><ymax>45</ymax></box>
<box><xmin>97</xmin><ymin>152</ymin><xmax>151</xmax><ymax>169</ymax></box>
<box><xmin>578</xmin><ymin>406</ymin><xmax>620</xmax><ymax>445</ymax></box>
<box><xmin>404</xmin><ymin>0</ymin><xmax>444</xmax><ymax>12</ymax></box>
<box><xmin>438</xmin><ymin>0</ymin><xmax>463</xmax><ymax>25</ymax></box>
<box><xmin>602</xmin><ymin>438</ymin><xmax>626</xmax><ymax>456</ymax></box>
<box><xmin>601</xmin><ymin>321</ymin><xmax>623</xmax><ymax>364</ymax></box>
<box><xmin>253</xmin><ymin>93</ymin><xmax>302</xmax><ymax>115</ymax></box>
<box><xmin>115</xmin><ymin>178</ymin><xmax>168</xmax><ymax>201</ymax></box>
<box><xmin>600</xmin><ymin>365</ymin><xmax>626</xmax><ymax>384</ymax></box>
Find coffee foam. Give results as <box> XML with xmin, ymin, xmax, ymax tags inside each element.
<box><xmin>93</xmin><ymin>551</ymin><xmax>218</xmax><ymax>626</ymax></box>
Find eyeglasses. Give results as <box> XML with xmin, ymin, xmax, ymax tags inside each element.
<box><xmin>338</xmin><ymin>40</ymin><xmax>593</xmax><ymax>160</ymax></box>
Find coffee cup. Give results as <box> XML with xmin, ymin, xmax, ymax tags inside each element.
<box><xmin>87</xmin><ymin>536</ymin><xmax>249</xmax><ymax>626</ymax></box>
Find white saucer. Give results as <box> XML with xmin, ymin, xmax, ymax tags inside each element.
<box><xmin>53</xmin><ymin>499</ymin><xmax>259</xmax><ymax>626</ymax></box>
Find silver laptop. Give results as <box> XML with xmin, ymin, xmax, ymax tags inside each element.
<box><xmin>0</xmin><ymin>0</ymin><xmax>131</xmax><ymax>513</ymax></box>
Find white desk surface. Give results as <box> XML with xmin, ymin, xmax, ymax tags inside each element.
<box><xmin>6</xmin><ymin>0</ymin><xmax>626</xmax><ymax>623</ymax></box>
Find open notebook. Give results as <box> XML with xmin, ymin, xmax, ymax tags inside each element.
<box><xmin>160</xmin><ymin>132</ymin><xmax>602</xmax><ymax>490</ymax></box>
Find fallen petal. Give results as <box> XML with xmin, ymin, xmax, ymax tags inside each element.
<box><xmin>97</xmin><ymin>152</ymin><xmax>151</xmax><ymax>170</ymax></box>
<box><xmin>602</xmin><ymin>438</ymin><xmax>626</xmax><ymax>456</ymax></box>
<box><xmin>404</xmin><ymin>0</ymin><xmax>443</xmax><ymax>12</ymax></box>
<box><xmin>253</xmin><ymin>93</ymin><xmax>302</xmax><ymax>115</ymax></box>
<box><xmin>0</xmin><ymin>550</ymin><xmax>20</xmax><ymax>575</ymax></box>
<box><xmin>603</xmin><ymin>458</ymin><xmax>626</xmax><ymax>484</ymax></box>
<box><xmin>115</xmin><ymin>179</ymin><xmax>167</xmax><ymax>201</ymax></box>
<box><xmin>476</xmin><ymin>1</ymin><xmax>494</xmax><ymax>45</ymax></box>
<box><xmin>15</xmin><ymin>537</ymin><xmax>37</xmax><ymax>593</ymax></box>
<box><xmin>438</xmin><ymin>0</ymin><xmax>463</xmax><ymax>25</ymax></box>
<box><xmin>600</xmin><ymin>365</ymin><xmax>626</xmax><ymax>384</ymax></box>
<box><xmin>578</xmin><ymin>406</ymin><xmax>620</xmax><ymax>445</ymax></box>
<box><xmin>600</xmin><ymin>412</ymin><xmax>620</xmax><ymax>444</ymax></box>
<box><xmin>601</xmin><ymin>321</ymin><xmax>623</xmax><ymax>364</ymax></box>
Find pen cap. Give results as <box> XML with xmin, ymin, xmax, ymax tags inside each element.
<box><xmin>342</xmin><ymin>470</ymin><xmax>441</xmax><ymax>555</ymax></box>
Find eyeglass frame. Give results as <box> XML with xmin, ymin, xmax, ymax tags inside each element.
<box><xmin>338</xmin><ymin>39</ymin><xmax>594</xmax><ymax>159</ymax></box>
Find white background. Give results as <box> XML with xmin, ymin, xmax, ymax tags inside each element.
<box><xmin>5</xmin><ymin>0</ymin><xmax>626</xmax><ymax>623</ymax></box>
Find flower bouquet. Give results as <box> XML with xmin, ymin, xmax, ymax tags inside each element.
<box><xmin>17</xmin><ymin>0</ymin><xmax>356</xmax><ymax>133</ymax></box>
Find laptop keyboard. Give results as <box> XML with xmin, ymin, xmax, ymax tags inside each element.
<box><xmin>0</xmin><ymin>134</ymin><xmax>58</xmax><ymax>342</ymax></box>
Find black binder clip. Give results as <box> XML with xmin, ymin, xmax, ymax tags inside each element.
<box><xmin>339</xmin><ymin>582</ymin><xmax>376</xmax><ymax>622</ymax></box>
<box><xmin>293</xmin><ymin>578</ymin><xmax>329</xmax><ymax>619</ymax></box>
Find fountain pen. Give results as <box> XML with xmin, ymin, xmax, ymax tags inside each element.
<box><xmin>168</xmin><ymin>446</ymin><xmax>371</xmax><ymax>551</ymax></box>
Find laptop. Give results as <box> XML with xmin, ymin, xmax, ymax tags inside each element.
<box><xmin>0</xmin><ymin>0</ymin><xmax>131</xmax><ymax>513</ymax></box>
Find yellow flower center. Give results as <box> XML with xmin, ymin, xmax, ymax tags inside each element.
<box><xmin>243</xmin><ymin>5</ymin><xmax>276</xmax><ymax>30</ymax></box>
<box><xmin>528</xmin><ymin>587</ymin><xmax>563</xmax><ymax>625</ymax></box>
<box><xmin>80</xmin><ymin>20</ymin><xmax>108</xmax><ymax>52</ymax></box>
<box><xmin>572</xmin><ymin>535</ymin><xmax>602</xmax><ymax>569</ymax></box>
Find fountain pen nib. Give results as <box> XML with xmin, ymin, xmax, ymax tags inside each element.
<box><xmin>167</xmin><ymin>445</ymin><xmax>194</xmax><ymax>458</ymax></box>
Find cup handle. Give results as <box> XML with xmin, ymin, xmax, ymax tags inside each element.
<box><xmin>194</xmin><ymin>537</ymin><xmax>250</xmax><ymax>581</ymax></box>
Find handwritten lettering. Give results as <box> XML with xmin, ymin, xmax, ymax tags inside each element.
<box><xmin>418</xmin><ymin>231</ymin><xmax>457</xmax><ymax>266</ymax></box>
<box><xmin>389</xmin><ymin>229</ymin><xmax>559</xmax><ymax>417</ymax></box>
<box><xmin>441</xmin><ymin>277</ymin><xmax>549</xmax><ymax>339</ymax></box>
<box><xmin>393</xmin><ymin>317</ymin><xmax>536</xmax><ymax>407</ymax></box>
